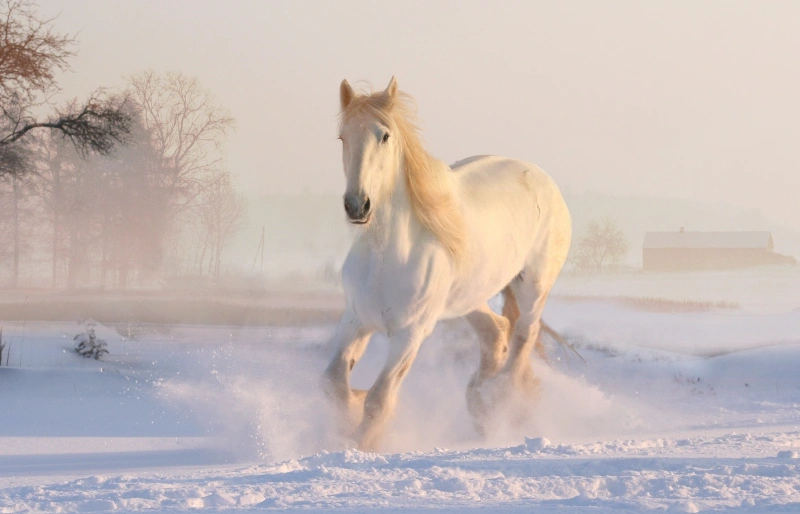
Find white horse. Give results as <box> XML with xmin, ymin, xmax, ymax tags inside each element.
<box><xmin>323</xmin><ymin>77</ymin><xmax>572</xmax><ymax>451</ymax></box>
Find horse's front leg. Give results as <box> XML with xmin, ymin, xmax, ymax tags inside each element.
<box><xmin>355</xmin><ymin>325</ymin><xmax>430</xmax><ymax>451</ymax></box>
<box><xmin>322</xmin><ymin>309</ymin><xmax>374</xmax><ymax>433</ymax></box>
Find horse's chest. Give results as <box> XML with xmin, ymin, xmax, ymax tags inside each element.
<box><xmin>342</xmin><ymin>245</ymin><xmax>447</xmax><ymax>332</ymax></box>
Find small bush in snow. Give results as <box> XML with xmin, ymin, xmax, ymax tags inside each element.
<box><xmin>74</xmin><ymin>324</ymin><xmax>108</xmax><ymax>360</ymax></box>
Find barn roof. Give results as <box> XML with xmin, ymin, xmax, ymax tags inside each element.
<box><xmin>643</xmin><ymin>231</ymin><xmax>773</xmax><ymax>250</ymax></box>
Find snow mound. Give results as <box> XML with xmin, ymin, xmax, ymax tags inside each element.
<box><xmin>4</xmin><ymin>432</ymin><xmax>800</xmax><ymax>512</ymax></box>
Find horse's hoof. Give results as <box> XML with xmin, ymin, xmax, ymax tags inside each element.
<box><xmin>466</xmin><ymin>375</ymin><xmax>483</xmax><ymax>410</ymax></box>
<box><xmin>324</xmin><ymin>387</ymin><xmax>369</xmax><ymax>442</ymax></box>
<box><xmin>353</xmin><ymin>420</ymin><xmax>385</xmax><ymax>453</ymax></box>
<box><xmin>466</xmin><ymin>373</ymin><xmax>507</xmax><ymax>435</ymax></box>
<box><xmin>513</xmin><ymin>366</ymin><xmax>541</xmax><ymax>399</ymax></box>
<box><xmin>466</xmin><ymin>368</ymin><xmax>541</xmax><ymax>435</ymax></box>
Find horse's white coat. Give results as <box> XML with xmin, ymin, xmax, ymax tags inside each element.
<box><xmin>324</xmin><ymin>78</ymin><xmax>572</xmax><ymax>450</ymax></box>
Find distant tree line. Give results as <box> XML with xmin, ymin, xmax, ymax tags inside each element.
<box><xmin>0</xmin><ymin>1</ymin><xmax>247</xmax><ymax>289</ymax></box>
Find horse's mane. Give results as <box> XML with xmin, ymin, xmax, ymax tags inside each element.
<box><xmin>340</xmin><ymin>88</ymin><xmax>467</xmax><ymax>266</ymax></box>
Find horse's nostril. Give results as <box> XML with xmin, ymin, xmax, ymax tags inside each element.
<box><xmin>344</xmin><ymin>194</ymin><xmax>369</xmax><ymax>220</ymax></box>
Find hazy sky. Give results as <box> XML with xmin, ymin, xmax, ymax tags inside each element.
<box><xmin>39</xmin><ymin>1</ymin><xmax>800</xmax><ymax>229</ymax></box>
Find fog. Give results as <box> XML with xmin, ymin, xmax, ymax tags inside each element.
<box><xmin>3</xmin><ymin>4</ymin><xmax>800</xmax><ymax>500</ymax></box>
<box><xmin>19</xmin><ymin>0</ymin><xmax>796</xmax><ymax>279</ymax></box>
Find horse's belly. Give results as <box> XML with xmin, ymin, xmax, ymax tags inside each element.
<box><xmin>442</xmin><ymin>245</ymin><xmax>526</xmax><ymax>318</ymax></box>
<box><xmin>442</xmin><ymin>200</ymin><xmax>538</xmax><ymax>318</ymax></box>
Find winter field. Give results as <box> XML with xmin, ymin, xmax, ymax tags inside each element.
<box><xmin>1</xmin><ymin>268</ymin><xmax>800</xmax><ymax>513</ymax></box>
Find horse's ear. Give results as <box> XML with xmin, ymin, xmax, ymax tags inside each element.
<box><xmin>384</xmin><ymin>76</ymin><xmax>398</xmax><ymax>101</ymax></box>
<box><xmin>340</xmin><ymin>79</ymin><xmax>354</xmax><ymax>110</ymax></box>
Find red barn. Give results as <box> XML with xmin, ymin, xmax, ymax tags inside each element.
<box><xmin>642</xmin><ymin>229</ymin><xmax>796</xmax><ymax>271</ymax></box>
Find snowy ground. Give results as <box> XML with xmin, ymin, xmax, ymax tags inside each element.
<box><xmin>2</xmin><ymin>269</ymin><xmax>800</xmax><ymax>512</ymax></box>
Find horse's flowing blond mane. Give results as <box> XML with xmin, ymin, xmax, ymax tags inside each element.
<box><xmin>340</xmin><ymin>89</ymin><xmax>466</xmax><ymax>266</ymax></box>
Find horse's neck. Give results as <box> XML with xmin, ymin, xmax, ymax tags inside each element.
<box><xmin>366</xmin><ymin>163</ymin><xmax>417</xmax><ymax>255</ymax></box>
<box><xmin>366</xmin><ymin>154</ymin><xmax>452</xmax><ymax>258</ymax></box>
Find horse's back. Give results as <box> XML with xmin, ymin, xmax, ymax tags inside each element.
<box><xmin>450</xmin><ymin>155</ymin><xmax>497</xmax><ymax>170</ymax></box>
<box><xmin>457</xmin><ymin>155</ymin><xmax>572</xmax><ymax>268</ymax></box>
<box><xmin>458</xmin><ymin>155</ymin><xmax>571</xmax><ymax>283</ymax></box>
<box><xmin>452</xmin><ymin>155</ymin><xmax>568</xmax><ymax>220</ymax></box>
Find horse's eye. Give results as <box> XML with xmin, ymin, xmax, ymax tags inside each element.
<box><xmin>382</xmin><ymin>133</ymin><xmax>390</xmax><ymax>143</ymax></box>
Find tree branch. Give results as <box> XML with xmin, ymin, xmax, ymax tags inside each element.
<box><xmin>0</xmin><ymin>90</ymin><xmax>131</xmax><ymax>156</ymax></box>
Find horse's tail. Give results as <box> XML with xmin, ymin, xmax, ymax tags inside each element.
<box><xmin>502</xmin><ymin>286</ymin><xmax>585</xmax><ymax>365</ymax></box>
<box><xmin>540</xmin><ymin>320</ymin><xmax>586</xmax><ymax>365</ymax></box>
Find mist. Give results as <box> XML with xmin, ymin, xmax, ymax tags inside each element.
<box><xmin>0</xmin><ymin>0</ymin><xmax>783</xmax><ymax>282</ymax></box>
<box><xmin>4</xmin><ymin>3</ymin><xmax>800</xmax><ymax>510</ymax></box>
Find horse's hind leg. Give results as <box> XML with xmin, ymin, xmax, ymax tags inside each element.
<box><xmin>465</xmin><ymin>303</ymin><xmax>511</xmax><ymax>435</ymax></box>
<box><xmin>502</xmin><ymin>267</ymin><xmax>559</xmax><ymax>398</ymax></box>
<box><xmin>323</xmin><ymin>309</ymin><xmax>374</xmax><ymax>433</ymax></box>
<box><xmin>502</xmin><ymin>286</ymin><xmax>520</xmax><ymax>334</ymax></box>
<box><xmin>468</xmin><ymin>303</ymin><xmax>511</xmax><ymax>379</ymax></box>
<box><xmin>504</xmin><ymin>286</ymin><xmax>549</xmax><ymax>362</ymax></box>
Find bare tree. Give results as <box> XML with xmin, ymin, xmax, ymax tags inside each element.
<box><xmin>1</xmin><ymin>92</ymin><xmax>131</xmax><ymax>157</ymax></box>
<box><xmin>8</xmin><ymin>172</ymin><xmax>22</xmax><ymax>285</ymax></box>
<box><xmin>95</xmin><ymin>115</ymin><xmax>167</xmax><ymax>289</ymax></box>
<box><xmin>31</xmin><ymin>112</ymin><xmax>166</xmax><ymax>290</ymax></box>
<box><xmin>126</xmin><ymin>71</ymin><xmax>236</xmax><ymax>283</ymax></box>
<box><xmin>0</xmin><ymin>59</ymin><xmax>245</xmax><ymax>289</ymax></box>
<box><xmin>126</xmin><ymin>71</ymin><xmax>235</xmax><ymax>216</ymax></box>
<box><xmin>198</xmin><ymin>172</ymin><xmax>248</xmax><ymax>281</ymax></box>
<box><xmin>0</xmin><ymin>0</ymin><xmax>73</xmax><ymax>106</ymax></box>
<box><xmin>0</xmin><ymin>174</ymin><xmax>15</xmax><ymax>281</ymax></box>
<box><xmin>573</xmin><ymin>218</ymin><xmax>629</xmax><ymax>274</ymax></box>
<box><xmin>30</xmin><ymin>131</ymin><xmax>70</xmax><ymax>287</ymax></box>
<box><xmin>0</xmin><ymin>136</ymin><xmax>34</xmax><ymax>286</ymax></box>
<box><xmin>0</xmin><ymin>0</ymin><xmax>130</xmax><ymax>165</ymax></box>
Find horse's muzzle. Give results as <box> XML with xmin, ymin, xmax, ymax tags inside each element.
<box><xmin>344</xmin><ymin>193</ymin><xmax>371</xmax><ymax>224</ymax></box>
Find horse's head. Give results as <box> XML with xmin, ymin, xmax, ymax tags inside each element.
<box><xmin>337</xmin><ymin>77</ymin><xmax>401</xmax><ymax>225</ymax></box>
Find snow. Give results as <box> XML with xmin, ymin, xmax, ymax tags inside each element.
<box><xmin>2</xmin><ymin>271</ymin><xmax>800</xmax><ymax>512</ymax></box>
